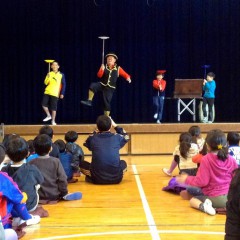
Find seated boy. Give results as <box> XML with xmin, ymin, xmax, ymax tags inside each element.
<box><xmin>26</xmin><ymin>139</ymin><xmax>39</xmax><ymax>162</ymax></box>
<box><xmin>227</xmin><ymin>131</ymin><xmax>240</xmax><ymax>167</ymax></box>
<box><xmin>39</xmin><ymin>125</ymin><xmax>59</xmax><ymax>158</ymax></box>
<box><xmin>80</xmin><ymin>115</ymin><xmax>129</xmax><ymax>184</ymax></box>
<box><xmin>30</xmin><ymin>134</ymin><xmax>82</xmax><ymax>202</ymax></box>
<box><xmin>1</xmin><ymin>134</ymin><xmax>20</xmax><ymax>170</ymax></box>
<box><xmin>54</xmin><ymin>139</ymin><xmax>77</xmax><ymax>183</ymax></box>
<box><xmin>2</xmin><ymin>137</ymin><xmax>44</xmax><ymax>213</ymax></box>
<box><xmin>65</xmin><ymin>131</ymin><xmax>84</xmax><ymax>176</ymax></box>
<box><xmin>0</xmin><ymin>171</ymin><xmax>40</xmax><ymax>233</ymax></box>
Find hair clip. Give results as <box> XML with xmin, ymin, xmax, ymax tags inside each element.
<box><xmin>217</xmin><ymin>144</ymin><xmax>223</xmax><ymax>150</ymax></box>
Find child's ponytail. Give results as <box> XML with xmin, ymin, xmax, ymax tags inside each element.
<box><xmin>217</xmin><ymin>146</ymin><xmax>228</xmax><ymax>161</ymax></box>
<box><xmin>206</xmin><ymin>129</ymin><xmax>228</xmax><ymax>161</ymax></box>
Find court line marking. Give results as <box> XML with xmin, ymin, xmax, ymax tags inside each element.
<box><xmin>33</xmin><ymin>230</ymin><xmax>224</xmax><ymax>240</ymax></box>
<box><xmin>132</xmin><ymin>164</ymin><xmax>160</xmax><ymax>240</ymax></box>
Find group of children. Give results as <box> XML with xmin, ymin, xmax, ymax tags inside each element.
<box><xmin>0</xmin><ymin>115</ymin><xmax>129</xmax><ymax>239</ymax></box>
<box><xmin>162</xmin><ymin>126</ymin><xmax>240</xmax><ymax>239</ymax></box>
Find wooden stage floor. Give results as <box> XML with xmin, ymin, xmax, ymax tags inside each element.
<box><xmin>22</xmin><ymin>155</ymin><xmax>226</xmax><ymax>240</ymax></box>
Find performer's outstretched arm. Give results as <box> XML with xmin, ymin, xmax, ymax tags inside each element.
<box><xmin>119</xmin><ymin>67</ymin><xmax>131</xmax><ymax>83</ymax></box>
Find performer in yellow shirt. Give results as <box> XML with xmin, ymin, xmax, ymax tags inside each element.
<box><xmin>42</xmin><ymin>61</ymin><xmax>66</xmax><ymax>125</ymax></box>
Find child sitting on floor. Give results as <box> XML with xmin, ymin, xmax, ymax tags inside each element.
<box><xmin>39</xmin><ymin>125</ymin><xmax>59</xmax><ymax>158</ymax></box>
<box><xmin>0</xmin><ymin>171</ymin><xmax>40</xmax><ymax>238</ymax></box>
<box><xmin>188</xmin><ymin>126</ymin><xmax>205</xmax><ymax>152</ymax></box>
<box><xmin>80</xmin><ymin>115</ymin><xmax>129</xmax><ymax>184</ymax></box>
<box><xmin>162</xmin><ymin>132</ymin><xmax>199</xmax><ymax>176</ymax></box>
<box><xmin>225</xmin><ymin>168</ymin><xmax>240</xmax><ymax>239</ymax></box>
<box><xmin>30</xmin><ymin>134</ymin><xmax>82</xmax><ymax>202</ymax></box>
<box><xmin>227</xmin><ymin>131</ymin><xmax>240</xmax><ymax>167</ymax></box>
<box><xmin>177</xmin><ymin>129</ymin><xmax>238</xmax><ymax>216</ymax></box>
<box><xmin>26</xmin><ymin>139</ymin><xmax>39</xmax><ymax>162</ymax></box>
<box><xmin>65</xmin><ymin>131</ymin><xmax>84</xmax><ymax>176</ymax></box>
<box><xmin>0</xmin><ymin>134</ymin><xmax>20</xmax><ymax>170</ymax></box>
<box><xmin>54</xmin><ymin>139</ymin><xmax>78</xmax><ymax>183</ymax></box>
<box><xmin>2</xmin><ymin>137</ymin><xmax>44</xmax><ymax>213</ymax></box>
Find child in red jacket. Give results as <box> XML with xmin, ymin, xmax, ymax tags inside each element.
<box><xmin>152</xmin><ymin>70</ymin><xmax>166</xmax><ymax>123</ymax></box>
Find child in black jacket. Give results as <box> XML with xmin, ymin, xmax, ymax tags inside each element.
<box><xmin>225</xmin><ymin>168</ymin><xmax>240</xmax><ymax>240</ymax></box>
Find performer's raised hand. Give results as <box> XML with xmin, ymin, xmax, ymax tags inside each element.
<box><xmin>101</xmin><ymin>64</ymin><xmax>105</xmax><ymax>70</ymax></box>
<box><xmin>127</xmin><ymin>78</ymin><xmax>131</xmax><ymax>83</ymax></box>
<box><xmin>60</xmin><ymin>94</ymin><xmax>64</xmax><ymax>99</ymax></box>
<box><xmin>203</xmin><ymin>79</ymin><xmax>207</xmax><ymax>85</ymax></box>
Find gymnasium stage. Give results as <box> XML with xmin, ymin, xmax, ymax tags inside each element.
<box><xmin>3</xmin><ymin>122</ymin><xmax>236</xmax><ymax>240</ymax></box>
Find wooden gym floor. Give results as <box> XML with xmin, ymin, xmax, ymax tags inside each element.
<box><xmin>21</xmin><ymin>155</ymin><xmax>226</xmax><ymax>240</ymax></box>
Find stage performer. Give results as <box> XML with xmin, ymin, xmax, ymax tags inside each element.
<box><xmin>81</xmin><ymin>53</ymin><xmax>131</xmax><ymax>116</ymax></box>
<box><xmin>152</xmin><ymin>70</ymin><xmax>166</xmax><ymax>124</ymax></box>
<box><xmin>42</xmin><ymin>61</ymin><xmax>66</xmax><ymax>125</ymax></box>
<box><xmin>202</xmin><ymin>72</ymin><xmax>216</xmax><ymax>123</ymax></box>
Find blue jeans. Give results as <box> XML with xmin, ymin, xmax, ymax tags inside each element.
<box><xmin>153</xmin><ymin>96</ymin><xmax>165</xmax><ymax>121</ymax></box>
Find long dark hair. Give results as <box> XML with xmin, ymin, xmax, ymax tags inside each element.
<box><xmin>179</xmin><ymin>132</ymin><xmax>192</xmax><ymax>159</ymax></box>
<box><xmin>206</xmin><ymin>129</ymin><xmax>228</xmax><ymax>161</ymax></box>
<box><xmin>188</xmin><ymin>125</ymin><xmax>201</xmax><ymax>144</ymax></box>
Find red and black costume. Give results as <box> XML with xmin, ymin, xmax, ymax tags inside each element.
<box><xmin>81</xmin><ymin>53</ymin><xmax>131</xmax><ymax>115</ymax></box>
<box><xmin>90</xmin><ymin>64</ymin><xmax>130</xmax><ymax>112</ymax></box>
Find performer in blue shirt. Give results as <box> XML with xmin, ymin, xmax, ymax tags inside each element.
<box><xmin>202</xmin><ymin>72</ymin><xmax>216</xmax><ymax>123</ymax></box>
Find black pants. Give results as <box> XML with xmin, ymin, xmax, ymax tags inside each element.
<box><xmin>79</xmin><ymin>160</ymin><xmax>127</xmax><ymax>183</ymax></box>
<box><xmin>90</xmin><ymin>82</ymin><xmax>115</xmax><ymax>111</ymax></box>
<box><xmin>202</xmin><ymin>97</ymin><xmax>214</xmax><ymax>121</ymax></box>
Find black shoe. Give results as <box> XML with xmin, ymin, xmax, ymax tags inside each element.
<box><xmin>81</xmin><ymin>100</ymin><xmax>92</xmax><ymax>107</ymax></box>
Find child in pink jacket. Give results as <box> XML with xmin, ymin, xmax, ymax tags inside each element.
<box><xmin>177</xmin><ymin>129</ymin><xmax>238</xmax><ymax>216</ymax></box>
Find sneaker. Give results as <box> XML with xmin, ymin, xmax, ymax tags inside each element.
<box><xmin>81</xmin><ymin>100</ymin><xmax>92</xmax><ymax>107</ymax></box>
<box><xmin>13</xmin><ymin>215</ymin><xmax>40</xmax><ymax>227</ymax></box>
<box><xmin>51</xmin><ymin>121</ymin><xmax>57</xmax><ymax>125</ymax></box>
<box><xmin>162</xmin><ymin>168</ymin><xmax>172</xmax><ymax>176</ymax></box>
<box><xmin>203</xmin><ymin>199</ymin><xmax>216</xmax><ymax>216</ymax></box>
<box><xmin>63</xmin><ymin>192</ymin><xmax>82</xmax><ymax>201</ymax></box>
<box><xmin>43</xmin><ymin>115</ymin><xmax>52</xmax><ymax>122</ymax></box>
<box><xmin>156</xmin><ymin>120</ymin><xmax>161</xmax><ymax>124</ymax></box>
<box><xmin>25</xmin><ymin>215</ymin><xmax>41</xmax><ymax>226</ymax></box>
<box><xmin>208</xmin><ymin>121</ymin><xmax>213</xmax><ymax>124</ymax></box>
<box><xmin>153</xmin><ymin>113</ymin><xmax>158</xmax><ymax>119</ymax></box>
<box><xmin>202</xmin><ymin>117</ymin><xmax>208</xmax><ymax>123</ymax></box>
